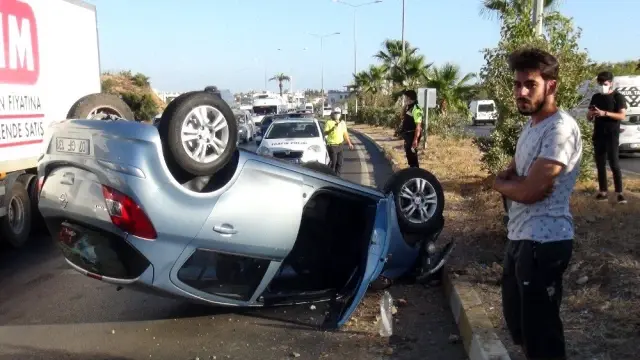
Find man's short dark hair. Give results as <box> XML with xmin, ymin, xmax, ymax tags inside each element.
<box><xmin>508</xmin><ymin>48</ymin><xmax>559</xmax><ymax>81</ymax></box>
<box><xmin>403</xmin><ymin>89</ymin><xmax>417</xmax><ymax>101</ymax></box>
<box><xmin>596</xmin><ymin>71</ymin><xmax>613</xmax><ymax>83</ymax></box>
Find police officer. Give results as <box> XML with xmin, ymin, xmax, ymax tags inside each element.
<box><xmin>399</xmin><ymin>89</ymin><xmax>423</xmax><ymax>168</ymax></box>
<box><xmin>324</xmin><ymin>107</ymin><xmax>354</xmax><ymax>176</ymax></box>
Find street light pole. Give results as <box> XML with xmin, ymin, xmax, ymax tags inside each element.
<box><xmin>401</xmin><ymin>0</ymin><xmax>405</xmax><ymax>60</ymax></box>
<box><xmin>333</xmin><ymin>0</ymin><xmax>381</xmax><ymax>117</ymax></box>
<box><xmin>533</xmin><ymin>0</ymin><xmax>544</xmax><ymax>36</ymax></box>
<box><xmin>310</xmin><ymin>32</ymin><xmax>340</xmax><ymax>110</ymax></box>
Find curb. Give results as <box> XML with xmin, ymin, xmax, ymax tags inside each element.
<box><xmin>350</xmin><ymin>127</ymin><xmax>512</xmax><ymax>360</ymax></box>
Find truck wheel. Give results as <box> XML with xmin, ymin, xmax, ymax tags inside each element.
<box><xmin>382</xmin><ymin>168</ymin><xmax>445</xmax><ymax>234</ymax></box>
<box><xmin>302</xmin><ymin>161</ymin><xmax>336</xmax><ymax>175</ymax></box>
<box><xmin>157</xmin><ymin>91</ymin><xmax>238</xmax><ymax>178</ymax></box>
<box><xmin>67</xmin><ymin>93</ymin><xmax>135</xmax><ymax>121</ymax></box>
<box><xmin>0</xmin><ymin>181</ymin><xmax>32</xmax><ymax>248</ymax></box>
<box><xmin>16</xmin><ymin>174</ymin><xmax>47</xmax><ymax>234</ymax></box>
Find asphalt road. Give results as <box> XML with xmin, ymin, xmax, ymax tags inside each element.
<box><xmin>466</xmin><ymin>124</ymin><xmax>640</xmax><ymax>176</ymax></box>
<box><xmin>0</xmin><ymin>134</ymin><xmax>466</xmax><ymax>360</ymax></box>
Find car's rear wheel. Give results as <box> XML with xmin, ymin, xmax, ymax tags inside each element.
<box><xmin>66</xmin><ymin>93</ymin><xmax>135</xmax><ymax>121</ymax></box>
<box><xmin>383</xmin><ymin>168</ymin><xmax>445</xmax><ymax>234</ymax></box>
<box><xmin>158</xmin><ymin>91</ymin><xmax>238</xmax><ymax>179</ymax></box>
<box><xmin>0</xmin><ymin>181</ymin><xmax>32</xmax><ymax>248</ymax></box>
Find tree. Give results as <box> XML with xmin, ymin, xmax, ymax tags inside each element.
<box><xmin>426</xmin><ymin>63</ymin><xmax>477</xmax><ymax>115</ymax></box>
<box><xmin>373</xmin><ymin>39</ymin><xmax>431</xmax><ymax>95</ymax></box>
<box><xmin>589</xmin><ymin>60</ymin><xmax>640</xmax><ymax>77</ymax></box>
<box><xmin>478</xmin><ymin>0</ymin><xmax>593</xmax><ymax>180</ymax></box>
<box><xmin>269</xmin><ymin>73</ymin><xmax>291</xmax><ymax>97</ymax></box>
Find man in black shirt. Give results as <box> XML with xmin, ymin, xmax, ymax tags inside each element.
<box><xmin>587</xmin><ymin>71</ymin><xmax>628</xmax><ymax>204</ymax></box>
<box><xmin>399</xmin><ymin>89</ymin><xmax>423</xmax><ymax>168</ymax></box>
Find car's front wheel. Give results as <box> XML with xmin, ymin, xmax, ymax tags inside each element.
<box><xmin>383</xmin><ymin>168</ymin><xmax>445</xmax><ymax>234</ymax></box>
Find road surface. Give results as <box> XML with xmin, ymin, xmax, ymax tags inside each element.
<box><xmin>466</xmin><ymin>124</ymin><xmax>640</xmax><ymax>176</ymax></box>
<box><xmin>0</xmin><ymin>133</ymin><xmax>467</xmax><ymax>360</ymax></box>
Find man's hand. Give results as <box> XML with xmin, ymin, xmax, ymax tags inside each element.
<box><xmin>412</xmin><ymin>139</ymin><xmax>418</xmax><ymax>149</ymax></box>
<box><xmin>492</xmin><ymin>158</ymin><xmax>564</xmax><ymax>204</ymax></box>
<box><xmin>348</xmin><ymin>143</ymin><xmax>355</xmax><ymax>150</ymax></box>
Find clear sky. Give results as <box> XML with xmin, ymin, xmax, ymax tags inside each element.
<box><xmin>86</xmin><ymin>0</ymin><xmax>640</xmax><ymax>94</ymax></box>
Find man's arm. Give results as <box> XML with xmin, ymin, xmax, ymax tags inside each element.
<box><xmin>493</xmin><ymin>122</ymin><xmax>577</xmax><ymax>204</ymax></box>
<box><xmin>324</xmin><ymin>120</ymin><xmax>336</xmax><ymax>134</ymax></box>
<box><xmin>497</xmin><ymin>159</ymin><xmax>517</xmax><ymax>180</ymax></box>
<box><xmin>412</xmin><ymin>106</ymin><xmax>423</xmax><ymax>146</ymax></box>
<box><xmin>342</xmin><ymin>122</ymin><xmax>354</xmax><ymax>148</ymax></box>
<box><xmin>605</xmin><ymin>92</ymin><xmax>628</xmax><ymax>121</ymax></box>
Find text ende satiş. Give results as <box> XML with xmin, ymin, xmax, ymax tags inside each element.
<box><xmin>0</xmin><ymin>121</ymin><xmax>44</xmax><ymax>141</ymax></box>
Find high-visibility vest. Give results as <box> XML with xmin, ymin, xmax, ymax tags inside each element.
<box><xmin>324</xmin><ymin>120</ymin><xmax>346</xmax><ymax>145</ymax></box>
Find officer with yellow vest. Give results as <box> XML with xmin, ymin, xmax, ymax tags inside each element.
<box><xmin>323</xmin><ymin>107</ymin><xmax>354</xmax><ymax>176</ymax></box>
<box><xmin>399</xmin><ymin>89</ymin><xmax>423</xmax><ymax>168</ymax></box>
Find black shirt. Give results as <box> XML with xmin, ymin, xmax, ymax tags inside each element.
<box><xmin>589</xmin><ymin>91</ymin><xmax>627</xmax><ymax>134</ymax></box>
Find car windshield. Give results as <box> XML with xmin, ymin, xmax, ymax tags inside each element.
<box><xmin>478</xmin><ymin>104</ymin><xmax>495</xmax><ymax>112</ymax></box>
<box><xmin>265</xmin><ymin>122</ymin><xmax>319</xmax><ymax>139</ymax></box>
<box><xmin>253</xmin><ymin>106</ymin><xmax>277</xmax><ymax>116</ymax></box>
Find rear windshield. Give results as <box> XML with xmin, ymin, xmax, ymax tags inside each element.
<box><xmin>478</xmin><ymin>104</ymin><xmax>495</xmax><ymax>112</ymax></box>
<box><xmin>265</xmin><ymin>122</ymin><xmax>319</xmax><ymax>139</ymax></box>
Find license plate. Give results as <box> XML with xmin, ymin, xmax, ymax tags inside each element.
<box><xmin>288</xmin><ymin>159</ymin><xmax>300</xmax><ymax>164</ymax></box>
<box><xmin>55</xmin><ymin>137</ymin><xmax>90</xmax><ymax>155</ymax></box>
<box><xmin>630</xmin><ymin>143</ymin><xmax>640</xmax><ymax>149</ymax></box>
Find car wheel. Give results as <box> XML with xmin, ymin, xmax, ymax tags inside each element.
<box><xmin>383</xmin><ymin>168</ymin><xmax>445</xmax><ymax>234</ymax></box>
<box><xmin>66</xmin><ymin>93</ymin><xmax>135</xmax><ymax>120</ymax></box>
<box><xmin>158</xmin><ymin>91</ymin><xmax>238</xmax><ymax>178</ymax></box>
<box><xmin>302</xmin><ymin>161</ymin><xmax>336</xmax><ymax>175</ymax></box>
<box><xmin>0</xmin><ymin>181</ymin><xmax>32</xmax><ymax>248</ymax></box>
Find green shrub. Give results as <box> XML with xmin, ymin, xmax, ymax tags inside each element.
<box><xmin>427</xmin><ymin>111</ymin><xmax>470</xmax><ymax>140</ymax></box>
<box><xmin>121</xmin><ymin>91</ymin><xmax>159</xmax><ymax>122</ymax></box>
<box><xmin>355</xmin><ymin>106</ymin><xmax>399</xmax><ymax>128</ymax></box>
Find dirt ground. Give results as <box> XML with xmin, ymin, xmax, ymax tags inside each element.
<box><xmin>351</xmin><ymin>123</ymin><xmax>640</xmax><ymax>360</ymax></box>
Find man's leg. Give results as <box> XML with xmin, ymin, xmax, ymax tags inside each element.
<box><xmin>519</xmin><ymin>240</ymin><xmax>573</xmax><ymax>360</ymax></box>
<box><xmin>403</xmin><ymin>134</ymin><xmax>419</xmax><ymax>168</ymax></box>
<box><xmin>327</xmin><ymin>145</ymin><xmax>337</xmax><ymax>172</ymax></box>
<box><xmin>593</xmin><ymin>137</ymin><xmax>608</xmax><ymax>198</ymax></box>
<box><xmin>501</xmin><ymin>240</ymin><xmax>523</xmax><ymax>346</ymax></box>
<box><xmin>605</xmin><ymin>130</ymin><xmax>625</xmax><ymax>199</ymax></box>
<box><xmin>334</xmin><ymin>144</ymin><xmax>344</xmax><ymax>176</ymax></box>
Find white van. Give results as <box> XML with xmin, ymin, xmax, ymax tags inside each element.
<box><xmin>469</xmin><ymin>100</ymin><xmax>498</xmax><ymax>126</ymax></box>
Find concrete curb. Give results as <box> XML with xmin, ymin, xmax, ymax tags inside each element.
<box><xmin>350</xmin><ymin>127</ymin><xmax>512</xmax><ymax>360</ymax></box>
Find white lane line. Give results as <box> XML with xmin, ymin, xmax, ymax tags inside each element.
<box><xmin>354</xmin><ymin>139</ymin><xmax>373</xmax><ymax>187</ymax></box>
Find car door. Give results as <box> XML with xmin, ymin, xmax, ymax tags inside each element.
<box><xmin>322</xmin><ymin>196</ymin><xmax>392</xmax><ymax>329</ymax></box>
<box><xmin>176</xmin><ymin>159</ymin><xmax>306</xmax><ymax>305</ymax></box>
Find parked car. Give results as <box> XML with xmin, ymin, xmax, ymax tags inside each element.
<box><xmin>256</xmin><ymin>112</ymin><xmax>314</xmax><ymax>140</ymax></box>
<box><xmin>37</xmin><ymin>91</ymin><xmax>452</xmax><ymax>329</ymax></box>
<box><xmin>256</xmin><ymin>118</ymin><xmax>330</xmax><ymax>165</ymax></box>
<box><xmin>235</xmin><ymin>110</ymin><xmax>255</xmax><ymax>144</ymax></box>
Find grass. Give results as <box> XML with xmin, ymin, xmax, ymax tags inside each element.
<box><xmin>350</xmin><ymin>123</ymin><xmax>640</xmax><ymax>360</ymax></box>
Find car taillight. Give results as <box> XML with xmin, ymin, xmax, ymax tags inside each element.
<box><xmin>101</xmin><ymin>185</ymin><xmax>157</xmax><ymax>240</ymax></box>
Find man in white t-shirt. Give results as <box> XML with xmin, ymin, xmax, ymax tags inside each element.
<box><xmin>492</xmin><ymin>48</ymin><xmax>582</xmax><ymax>360</ymax></box>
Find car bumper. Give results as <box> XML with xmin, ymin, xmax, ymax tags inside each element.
<box><xmin>619</xmin><ymin>142</ymin><xmax>640</xmax><ymax>152</ymax></box>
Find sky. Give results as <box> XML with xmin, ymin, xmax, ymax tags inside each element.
<box><xmin>86</xmin><ymin>0</ymin><xmax>640</xmax><ymax>94</ymax></box>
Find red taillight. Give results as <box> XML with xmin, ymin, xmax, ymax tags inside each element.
<box><xmin>101</xmin><ymin>185</ymin><xmax>157</xmax><ymax>240</ymax></box>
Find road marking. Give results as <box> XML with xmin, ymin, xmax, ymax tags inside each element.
<box><xmin>355</xmin><ymin>140</ymin><xmax>373</xmax><ymax>187</ymax></box>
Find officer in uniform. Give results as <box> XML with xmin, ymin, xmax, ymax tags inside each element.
<box><xmin>399</xmin><ymin>89</ymin><xmax>423</xmax><ymax>168</ymax></box>
<box><xmin>324</xmin><ymin>107</ymin><xmax>354</xmax><ymax>176</ymax></box>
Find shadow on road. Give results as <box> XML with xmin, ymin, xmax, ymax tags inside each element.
<box><xmin>0</xmin><ymin>345</ymin><xmax>134</xmax><ymax>360</ymax></box>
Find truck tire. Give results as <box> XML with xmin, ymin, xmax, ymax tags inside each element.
<box><xmin>0</xmin><ymin>181</ymin><xmax>32</xmax><ymax>248</ymax></box>
<box><xmin>67</xmin><ymin>93</ymin><xmax>135</xmax><ymax>121</ymax></box>
<box><xmin>16</xmin><ymin>174</ymin><xmax>47</xmax><ymax>234</ymax></box>
<box><xmin>382</xmin><ymin>167</ymin><xmax>445</xmax><ymax>234</ymax></box>
<box><xmin>157</xmin><ymin>91</ymin><xmax>238</xmax><ymax>179</ymax></box>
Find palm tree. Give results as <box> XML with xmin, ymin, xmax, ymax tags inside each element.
<box><xmin>426</xmin><ymin>63</ymin><xmax>477</xmax><ymax>114</ymax></box>
<box><xmin>374</xmin><ymin>39</ymin><xmax>419</xmax><ymax>71</ymax></box>
<box><xmin>269</xmin><ymin>73</ymin><xmax>291</xmax><ymax>97</ymax></box>
<box><xmin>352</xmin><ymin>65</ymin><xmax>387</xmax><ymax>106</ymax></box>
<box><xmin>480</xmin><ymin>0</ymin><xmax>561</xmax><ymax>19</ymax></box>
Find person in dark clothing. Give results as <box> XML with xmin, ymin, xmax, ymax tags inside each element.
<box><xmin>399</xmin><ymin>89</ymin><xmax>423</xmax><ymax>168</ymax></box>
<box><xmin>588</xmin><ymin>71</ymin><xmax>628</xmax><ymax>204</ymax></box>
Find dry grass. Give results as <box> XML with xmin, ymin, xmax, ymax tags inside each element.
<box><xmin>100</xmin><ymin>73</ymin><xmax>166</xmax><ymax>111</ymax></box>
<box><xmin>351</xmin><ymin>123</ymin><xmax>640</xmax><ymax>360</ymax></box>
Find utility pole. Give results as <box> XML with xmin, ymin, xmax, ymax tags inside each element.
<box><xmin>310</xmin><ymin>32</ymin><xmax>340</xmax><ymax>110</ymax></box>
<box><xmin>533</xmin><ymin>0</ymin><xmax>544</xmax><ymax>36</ymax></box>
<box><xmin>401</xmin><ymin>0</ymin><xmax>406</xmax><ymax>59</ymax></box>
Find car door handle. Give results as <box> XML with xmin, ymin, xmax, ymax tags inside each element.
<box><xmin>213</xmin><ymin>224</ymin><xmax>237</xmax><ymax>235</ymax></box>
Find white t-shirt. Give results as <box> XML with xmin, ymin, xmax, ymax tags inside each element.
<box><xmin>507</xmin><ymin>110</ymin><xmax>583</xmax><ymax>242</ymax></box>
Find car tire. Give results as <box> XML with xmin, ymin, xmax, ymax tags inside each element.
<box><xmin>16</xmin><ymin>174</ymin><xmax>47</xmax><ymax>234</ymax></box>
<box><xmin>0</xmin><ymin>181</ymin><xmax>32</xmax><ymax>248</ymax></box>
<box><xmin>382</xmin><ymin>167</ymin><xmax>445</xmax><ymax>234</ymax></box>
<box><xmin>66</xmin><ymin>93</ymin><xmax>135</xmax><ymax>120</ymax></box>
<box><xmin>157</xmin><ymin>91</ymin><xmax>238</xmax><ymax>179</ymax></box>
<box><xmin>302</xmin><ymin>161</ymin><xmax>336</xmax><ymax>175</ymax></box>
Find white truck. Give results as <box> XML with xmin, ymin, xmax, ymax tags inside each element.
<box><xmin>0</xmin><ymin>0</ymin><xmax>134</xmax><ymax>248</ymax></box>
